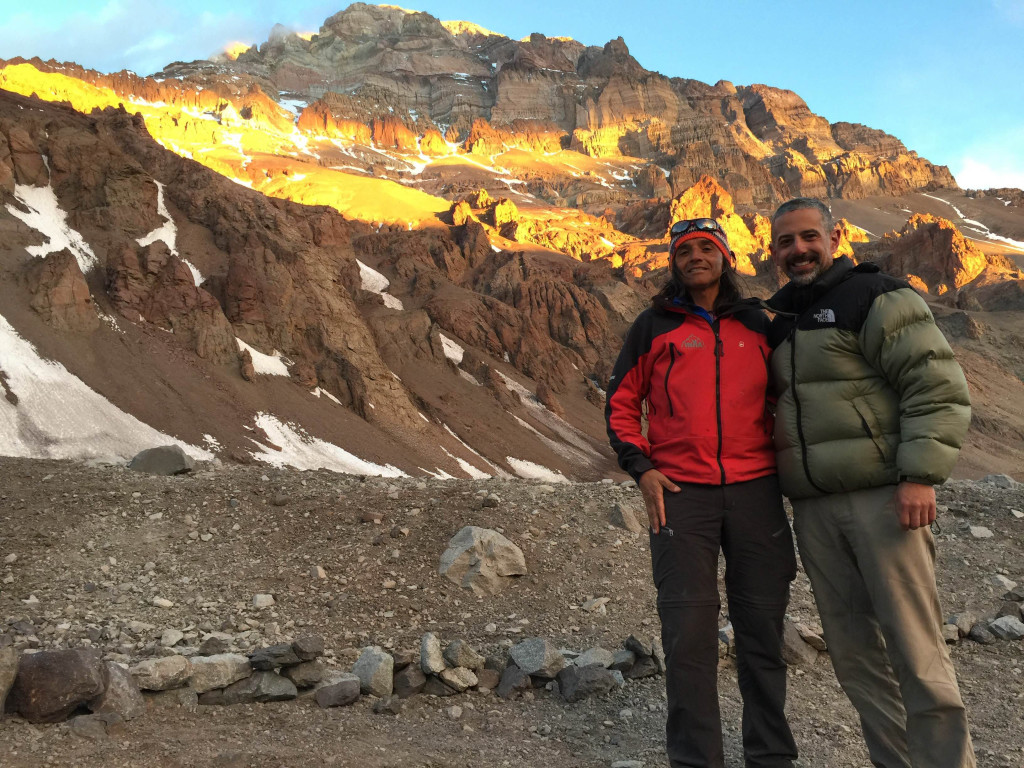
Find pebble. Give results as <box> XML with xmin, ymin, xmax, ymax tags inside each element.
<box><xmin>582</xmin><ymin>597</ymin><xmax>610</xmax><ymax>614</ymax></box>
<box><xmin>151</xmin><ymin>597</ymin><xmax>174</xmax><ymax>609</ymax></box>
<box><xmin>446</xmin><ymin>705</ymin><xmax>463</xmax><ymax>720</ymax></box>
<box><xmin>970</xmin><ymin>526</ymin><xmax>994</xmax><ymax>539</ymax></box>
<box><xmin>253</xmin><ymin>594</ymin><xmax>275</xmax><ymax>608</ymax></box>
<box><xmin>4</xmin><ymin>553</ymin><xmax>17</xmax><ymax>564</ymax></box>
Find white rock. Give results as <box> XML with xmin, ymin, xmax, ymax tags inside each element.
<box><xmin>969</xmin><ymin>526</ymin><xmax>994</xmax><ymax>539</ymax></box>
<box><xmin>253</xmin><ymin>594</ymin><xmax>275</xmax><ymax>608</ymax></box>
<box><xmin>160</xmin><ymin>628</ymin><xmax>185</xmax><ymax>647</ymax></box>
<box><xmin>152</xmin><ymin>597</ymin><xmax>174</xmax><ymax>609</ymax></box>
<box><xmin>4</xmin><ymin>553</ymin><xmax>17</xmax><ymax>564</ymax></box>
<box><xmin>132</xmin><ymin>655</ymin><xmax>192</xmax><ymax>691</ymax></box>
<box><xmin>189</xmin><ymin>653</ymin><xmax>252</xmax><ymax>693</ymax></box>
<box><xmin>991</xmin><ymin>574</ymin><xmax>1018</xmax><ymax>591</ymax></box>
<box><xmin>420</xmin><ymin>632</ymin><xmax>446</xmax><ymax>675</ymax></box>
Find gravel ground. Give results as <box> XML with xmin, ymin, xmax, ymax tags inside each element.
<box><xmin>1</xmin><ymin>457</ymin><xmax>1022</xmax><ymax>767</ymax></box>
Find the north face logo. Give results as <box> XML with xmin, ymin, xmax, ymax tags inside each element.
<box><xmin>683</xmin><ymin>335</ymin><xmax>704</xmax><ymax>348</ymax></box>
<box><xmin>814</xmin><ymin>308</ymin><xmax>836</xmax><ymax>323</ymax></box>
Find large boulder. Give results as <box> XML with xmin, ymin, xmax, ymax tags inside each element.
<box><xmin>439</xmin><ymin>526</ymin><xmax>527</xmax><ymax>596</ymax></box>
<box><xmin>7</xmin><ymin>649</ymin><xmax>107</xmax><ymax>723</ymax></box>
<box><xmin>127</xmin><ymin>445</ymin><xmax>195</xmax><ymax>476</ymax></box>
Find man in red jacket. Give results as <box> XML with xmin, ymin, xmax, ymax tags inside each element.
<box><xmin>606</xmin><ymin>218</ymin><xmax>799</xmax><ymax>768</ymax></box>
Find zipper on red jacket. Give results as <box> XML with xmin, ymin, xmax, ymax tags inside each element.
<box><xmin>789</xmin><ymin>326</ymin><xmax>826</xmax><ymax>494</ymax></box>
<box><xmin>713</xmin><ymin>322</ymin><xmax>726</xmax><ymax>485</ymax></box>
<box><xmin>664</xmin><ymin>344</ymin><xmax>677</xmax><ymax>417</ymax></box>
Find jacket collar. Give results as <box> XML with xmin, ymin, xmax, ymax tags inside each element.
<box><xmin>768</xmin><ymin>255</ymin><xmax>856</xmax><ymax>314</ymax></box>
<box><xmin>654</xmin><ymin>295</ymin><xmax>763</xmax><ymax>319</ymax></box>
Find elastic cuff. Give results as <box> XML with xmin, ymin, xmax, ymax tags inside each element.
<box><xmin>898</xmin><ymin>475</ymin><xmax>934</xmax><ymax>485</ymax></box>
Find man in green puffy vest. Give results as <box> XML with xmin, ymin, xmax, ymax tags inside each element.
<box><xmin>766</xmin><ymin>197</ymin><xmax>975</xmax><ymax>768</ymax></box>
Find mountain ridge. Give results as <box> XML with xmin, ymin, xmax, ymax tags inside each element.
<box><xmin>1</xmin><ymin>3</ymin><xmax>1023</xmax><ymax>480</ymax></box>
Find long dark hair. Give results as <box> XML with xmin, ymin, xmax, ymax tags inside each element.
<box><xmin>653</xmin><ymin>260</ymin><xmax>744</xmax><ymax>314</ymax></box>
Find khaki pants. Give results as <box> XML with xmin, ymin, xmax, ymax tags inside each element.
<box><xmin>792</xmin><ymin>485</ymin><xmax>975</xmax><ymax>768</ymax></box>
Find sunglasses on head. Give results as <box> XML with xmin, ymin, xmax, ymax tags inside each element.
<box><xmin>670</xmin><ymin>218</ymin><xmax>723</xmax><ymax>237</ymax></box>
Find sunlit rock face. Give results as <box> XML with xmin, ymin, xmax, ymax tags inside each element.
<box><xmin>856</xmin><ymin>214</ymin><xmax>1022</xmax><ymax>296</ymax></box>
<box><xmin>115</xmin><ymin>2</ymin><xmax>952</xmax><ymax>206</ymax></box>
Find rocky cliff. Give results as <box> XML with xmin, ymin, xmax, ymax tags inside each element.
<box><xmin>144</xmin><ymin>3</ymin><xmax>955</xmax><ymax>205</ymax></box>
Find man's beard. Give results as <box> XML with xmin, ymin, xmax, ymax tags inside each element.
<box><xmin>785</xmin><ymin>257</ymin><xmax>827</xmax><ymax>286</ymax></box>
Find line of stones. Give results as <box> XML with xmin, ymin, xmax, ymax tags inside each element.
<box><xmin>0</xmin><ymin>631</ymin><xmax>667</xmax><ymax>732</ymax></box>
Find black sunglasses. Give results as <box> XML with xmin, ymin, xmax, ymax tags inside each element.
<box><xmin>670</xmin><ymin>218</ymin><xmax>723</xmax><ymax>237</ymax></box>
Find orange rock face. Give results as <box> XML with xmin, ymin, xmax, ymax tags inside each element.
<box><xmin>857</xmin><ymin>214</ymin><xmax>1020</xmax><ymax>295</ymax></box>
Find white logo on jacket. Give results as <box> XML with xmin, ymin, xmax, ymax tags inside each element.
<box><xmin>813</xmin><ymin>308</ymin><xmax>836</xmax><ymax>323</ymax></box>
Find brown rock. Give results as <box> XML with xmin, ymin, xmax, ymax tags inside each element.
<box><xmin>781</xmin><ymin>620</ymin><xmax>818</xmax><ymax>667</ymax></box>
<box><xmin>239</xmin><ymin>349</ymin><xmax>256</xmax><ymax>381</ymax></box>
<box><xmin>7</xmin><ymin>648</ymin><xmax>107</xmax><ymax>723</ymax></box>
<box><xmin>610</xmin><ymin>499</ymin><xmax>646</xmax><ymax>534</ymax></box>
<box><xmin>23</xmin><ymin>250</ymin><xmax>99</xmax><ymax>332</ymax></box>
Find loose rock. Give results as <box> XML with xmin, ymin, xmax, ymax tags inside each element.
<box><xmin>438</xmin><ymin>526</ymin><xmax>527</xmax><ymax>596</ymax></box>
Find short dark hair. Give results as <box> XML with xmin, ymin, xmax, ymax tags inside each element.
<box><xmin>653</xmin><ymin>260</ymin><xmax>743</xmax><ymax>314</ymax></box>
<box><xmin>770</xmin><ymin>198</ymin><xmax>833</xmax><ymax>235</ymax></box>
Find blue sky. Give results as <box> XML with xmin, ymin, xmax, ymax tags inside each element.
<box><xmin>2</xmin><ymin>0</ymin><xmax>1022</xmax><ymax>190</ymax></box>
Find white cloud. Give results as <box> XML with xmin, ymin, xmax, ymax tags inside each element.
<box><xmin>0</xmin><ymin>1</ymin><xmax>339</xmax><ymax>75</ymax></box>
<box><xmin>953</xmin><ymin>124</ymin><xmax>1024</xmax><ymax>190</ymax></box>
<box><xmin>954</xmin><ymin>158</ymin><xmax>1024</xmax><ymax>191</ymax></box>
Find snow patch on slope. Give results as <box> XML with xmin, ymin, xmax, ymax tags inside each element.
<box><xmin>135</xmin><ymin>181</ymin><xmax>203</xmax><ymax>286</ymax></box>
<box><xmin>235</xmin><ymin>338</ymin><xmax>290</xmax><ymax>376</ymax></box>
<box><xmin>249</xmin><ymin>413</ymin><xmax>405</xmax><ymax>476</ymax></box>
<box><xmin>6</xmin><ymin>181</ymin><xmax>98</xmax><ymax>272</ymax></box>
<box><xmin>0</xmin><ymin>313</ymin><xmax>212</xmax><ymax>462</ymax></box>
<box><xmin>357</xmin><ymin>260</ymin><xmax>404</xmax><ymax>310</ymax></box>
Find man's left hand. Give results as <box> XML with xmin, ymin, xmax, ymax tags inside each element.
<box><xmin>895</xmin><ymin>481</ymin><xmax>936</xmax><ymax>531</ymax></box>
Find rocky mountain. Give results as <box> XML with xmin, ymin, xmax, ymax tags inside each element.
<box><xmin>1</xmin><ymin>3</ymin><xmax>1024</xmax><ymax>479</ymax></box>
